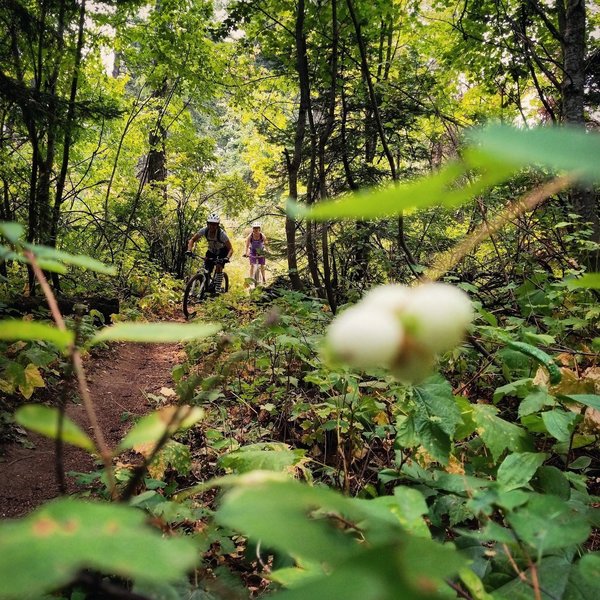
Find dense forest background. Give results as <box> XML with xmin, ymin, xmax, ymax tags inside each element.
<box><xmin>1</xmin><ymin>0</ymin><xmax>600</xmax><ymax>599</ymax></box>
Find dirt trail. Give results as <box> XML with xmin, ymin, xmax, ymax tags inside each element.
<box><xmin>0</xmin><ymin>342</ymin><xmax>183</xmax><ymax>519</ymax></box>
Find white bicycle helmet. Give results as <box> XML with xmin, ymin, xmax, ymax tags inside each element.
<box><xmin>207</xmin><ymin>213</ymin><xmax>220</xmax><ymax>224</ymax></box>
<box><xmin>252</xmin><ymin>222</ymin><xmax>261</xmax><ymax>228</ymax></box>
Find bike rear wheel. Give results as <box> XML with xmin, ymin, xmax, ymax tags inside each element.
<box><xmin>183</xmin><ymin>272</ymin><xmax>207</xmax><ymax>319</ymax></box>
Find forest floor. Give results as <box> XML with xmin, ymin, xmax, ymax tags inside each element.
<box><xmin>0</xmin><ymin>341</ymin><xmax>184</xmax><ymax>518</ymax></box>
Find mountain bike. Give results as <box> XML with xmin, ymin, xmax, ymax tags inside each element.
<box><xmin>183</xmin><ymin>254</ymin><xmax>229</xmax><ymax>319</ymax></box>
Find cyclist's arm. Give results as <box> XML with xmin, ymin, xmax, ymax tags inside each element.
<box><xmin>244</xmin><ymin>235</ymin><xmax>251</xmax><ymax>256</ymax></box>
<box><xmin>225</xmin><ymin>238</ymin><xmax>233</xmax><ymax>260</ymax></box>
<box><xmin>187</xmin><ymin>233</ymin><xmax>201</xmax><ymax>252</ymax></box>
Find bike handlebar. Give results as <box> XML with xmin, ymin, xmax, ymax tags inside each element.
<box><xmin>186</xmin><ymin>252</ymin><xmax>229</xmax><ymax>265</ymax></box>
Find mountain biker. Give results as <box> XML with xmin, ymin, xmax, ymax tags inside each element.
<box><xmin>244</xmin><ymin>222</ymin><xmax>268</xmax><ymax>284</ymax></box>
<box><xmin>186</xmin><ymin>213</ymin><xmax>233</xmax><ymax>293</ymax></box>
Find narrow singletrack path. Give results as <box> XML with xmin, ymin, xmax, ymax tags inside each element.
<box><xmin>0</xmin><ymin>341</ymin><xmax>182</xmax><ymax>518</ymax></box>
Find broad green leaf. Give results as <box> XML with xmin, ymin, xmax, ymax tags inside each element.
<box><xmin>507</xmin><ymin>494</ymin><xmax>591</xmax><ymax>554</ymax></box>
<box><xmin>497</xmin><ymin>452</ymin><xmax>546</xmax><ymax>491</ymax></box>
<box><xmin>216</xmin><ymin>477</ymin><xmax>360</xmax><ymax>565</ymax></box>
<box><xmin>117</xmin><ymin>405</ymin><xmax>203</xmax><ymax>452</ymax></box>
<box><xmin>493</xmin><ymin>554</ymin><xmax>574</xmax><ymax>600</ymax></box>
<box><xmin>534</xmin><ymin>466</ymin><xmax>570</xmax><ymax>500</ymax></box>
<box><xmin>471</xmin><ymin>125</ymin><xmax>600</xmax><ymax>183</ymax></box>
<box><xmin>288</xmin><ymin>150</ymin><xmax>514</xmax><ymax>221</ymax></box>
<box><xmin>0</xmin><ymin>320</ymin><xmax>74</xmax><ymax>350</ymax></box>
<box><xmin>272</xmin><ymin>538</ymin><xmax>466</xmax><ymax>600</ymax></box>
<box><xmin>411</xmin><ymin>376</ymin><xmax>462</xmax><ymax>465</ymax></box>
<box><xmin>0</xmin><ymin>498</ymin><xmax>197</xmax><ymax>598</ymax></box>
<box><xmin>135</xmin><ymin>440</ymin><xmax>192</xmax><ymax>480</ymax></box>
<box><xmin>356</xmin><ymin>486</ymin><xmax>430</xmax><ymax>538</ymax></box>
<box><xmin>91</xmin><ymin>321</ymin><xmax>221</xmax><ymax>344</ymax></box>
<box><xmin>219</xmin><ymin>443</ymin><xmax>307</xmax><ymax>474</ymax></box>
<box><xmin>454</xmin><ymin>395</ymin><xmax>478</xmax><ymax>439</ymax></box>
<box><xmin>15</xmin><ymin>405</ymin><xmax>97</xmax><ymax>453</ymax></box>
<box><xmin>541</xmin><ymin>409</ymin><xmax>579</xmax><ymax>442</ymax></box>
<box><xmin>28</xmin><ymin>245</ymin><xmax>116</xmax><ymax>275</ymax></box>
<box><xmin>564</xmin><ymin>394</ymin><xmax>600</xmax><ymax>411</ymax></box>
<box><xmin>34</xmin><ymin>259</ymin><xmax>68</xmax><ymax>273</ymax></box>
<box><xmin>472</xmin><ymin>404</ymin><xmax>533</xmax><ymax>461</ymax></box>
<box><xmin>20</xmin><ymin>363</ymin><xmax>45</xmax><ymax>399</ymax></box>
<box><xmin>0</xmin><ymin>221</ymin><xmax>24</xmax><ymax>243</ymax></box>
<box><xmin>566</xmin><ymin>555</ymin><xmax>600</xmax><ymax>599</ymax></box>
<box><xmin>518</xmin><ymin>390</ymin><xmax>555</xmax><ymax>417</ymax></box>
<box><xmin>566</xmin><ymin>273</ymin><xmax>600</xmax><ymax>289</ymax></box>
<box><xmin>269</xmin><ymin>561</ymin><xmax>323</xmax><ymax>589</ymax></box>
<box><xmin>579</xmin><ymin>554</ymin><xmax>600</xmax><ymax>585</ymax></box>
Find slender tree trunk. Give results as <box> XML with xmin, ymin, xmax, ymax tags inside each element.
<box><xmin>345</xmin><ymin>0</ymin><xmax>418</xmax><ymax>276</ymax></box>
<box><xmin>50</xmin><ymin>0</ymin><xmax>87</xmax><ymax>290</ymax></box>
<box><xmin>560</xmin><ymin>0</ymin><xmax>599</xmax><ymax>266</ymax></box>
<box><xmin>283</xmin><ymin>0</ymin><xmax>312</xmax><ymax>291</ymax></box>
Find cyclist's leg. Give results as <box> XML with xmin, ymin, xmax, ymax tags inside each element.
<box><xmin>205</xmin><ymin>251</ymin><xmax>216</xmax><ymax>291</ymax></box>
<box><xmin>213</xmin><ymin>248</ymin><xmax>228</xmax><ymax>292</ymax></box>
<box><xmin>258</xmin><ymin>256</ymin><xmax>266</xmax><ymax>283</ymax></box>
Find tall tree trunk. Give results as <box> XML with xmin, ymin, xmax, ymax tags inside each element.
<box><xmin>560</xmin><ymin>0</ymin><xmax>599</xmax><ymax>266</ymax></box>
<box><xmin>50</xmin><ymin>0</ymin><xmax>87</xmax><ymax>290</ymax></box>
<box><xmin>283</xmin><ymin>0</ymin><xmax>311</xmax><ymax>292</ymax></box>
<box><xmin>345</xmin><ymin>0</ymin><xmax>418</xmax><ymax>276</ymax></box>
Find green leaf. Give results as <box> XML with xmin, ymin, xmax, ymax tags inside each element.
<box><xmin>0</xmin><ymin>221</ymin><xmax>24</xmax><ymax>243</ymax></box>
<box><xmin>0</xmin><ymin>498</ymin><xmax>198</xmax><ymax>598</ymax></box>
<box><xmin>411</xmin><ymin>376</ymin><xmax>462</xmax><ymax>465</ymax></box>
<box><xmin>219</xmin><ymin>443</ymin><xmax>307</xmax><ymax>474</ymax></box>
<box><xmin>497</xmin><ymin>452</ymin><xmax>546</xmax><ymax>491</ymax></box>
<box><xmin>471</xmin><ymin>125</ymin><xmax>600</xmax><ymax>183</ymax></box>
<box><xmin>566</xmin><ymin>273</ymin><xmax>600</xmax><ymax>289</ymax></box>
<box><xmin>518</xmin><ymin>390</ymin><xmax>555</xmax><ymax>417</ymax></box>
<box><xmin>288</xmin><ymin>150</ymin><xmax>514</xmax><ymax>221</ymax></box>
<box><xmin>272</xmin><ymin>542</ymin><xmax>463</xmax><ymax>600</ymax></box>
<box><xmin>507</xmin><ymin>494</ymin><xmax>591</xmax><ymax>554</ymax></box>
<box><xmin>357</xmin><ymin>486</ymin><xmax>430</xmax><ymax>538</ymax></box>
<box><xmin>579</xmin><ymin>554</ymin><xmax>600</xmax><ymax>585</ymax></box>
<box><xmin>117</xmin><ymin>405</ymin><xmax>203</xmax><ymax>452</ymax></box>
<box><xmin>15</xmin><ymin>405</ymin><xmax>96</xmax><ymax>453</ymax></box>
<box><xmin>91</xmin><ymin>321</ymin><xmax>221</xmax><ymax>344</ymax></box>
<box><xmin>34</xmin><ymin>259</ymin><xmax>68</xmax><ymax>273</ymax></box>
<box><xmin>534</xmin><ymin>466</ymin><xmax>570</xmax><ymax>500</ymax></box>
<box><xmin>493</xmin><ymin>554</ymin><xmax>574</xmax><ymax>600</ymax></box>
<box><xmin>564</xmin><ymin>394</ymin><xmax>600</xmax><ymax>411</ymax></box>
<box><xmin>28</xmin><ymin>245</ymin><xmax>116</xmax><ymax>275</ymax></box>
<box><xmin>216</xmin><ymin>476</ymin><xmax>360</xmax><ymax>565</ymax></box>
<box><xmin>541</xmin><ymin>409</ymin><xmax>579</xmax><ymax>442</ymax></box>
<box><xmin>0</xmin><ymin>320</ymin><xmax>74</xmax><ymax>350</ymax></box>
<box><xmin>473</xmin><ymin>404</ymin><xmax>533</xmax><ymax>462</ymax></box>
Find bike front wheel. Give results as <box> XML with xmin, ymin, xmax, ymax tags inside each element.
<box><xmin>221</xmin><ymin>272</ymin><xmax>229</xmax><ymax>293</ymax></box>
<box><xmin>183</xmin><ymin>273</ymin><xmax>207</xmax><ymax>319</ymax></box>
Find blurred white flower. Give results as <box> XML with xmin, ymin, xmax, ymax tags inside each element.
<box><xmin>327</xmin><ymin>305</ymin><xmax>404</xmax><ymax>369</ymax></box>
<box><xmin>402</xmin><ymin>283</ymin><xmax>474</xmax><ymax>354</ymax></box>
<box><xmin>325</xmin><ymin>282</ymin><xmax>473</xmax><ymax>382</ymax></box>
<box><xmin>361</xmin><ymin>284</ymin><xmax>411</xmax><ymax>316</ymax></box>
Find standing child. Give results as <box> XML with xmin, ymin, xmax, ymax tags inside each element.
<box><xmin>244</xmin><ymin>223</ymin><xmax>268</xmax><ymax>284</ymax></box>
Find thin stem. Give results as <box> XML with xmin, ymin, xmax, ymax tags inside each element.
<box><xmin>24</xmin><ymin>250</ymin><xmax>116</xmax><ymax>497</ymax></box>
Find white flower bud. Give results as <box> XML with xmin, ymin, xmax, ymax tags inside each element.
<box><xmin>327</xmin><ymin>305</ymin><xmax>405</xmax><ymax>369</ymax></box>
<box><xmin>361</xmin><ymin>284</ymin><xmax>411</xmax><ymax>316</ymax></box>
<box><xmin>402</xmin><ymin>283</ymin><xmax>473</xmax><ymax>354</ymax></box>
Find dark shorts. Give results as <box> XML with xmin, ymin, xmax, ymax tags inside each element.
<box><xmin>249</xmin><ymin>254</ymin><xmax>265</xmax><ymax>266</ymax></box>
<box><xmin>205</xmin><ymin>248</ymin><xmax>228</xmax><ymax>271</ymax></box>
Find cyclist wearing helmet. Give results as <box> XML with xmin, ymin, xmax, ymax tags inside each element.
<box><xmin>187</xmin><ymin>213</ymin><xmax>233</xmax><ymax>293</ymax></box>
<box><xmin>244</xmin><ymin>222</ymin><xmax>268</xmax><ymax>284</ymax></box>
